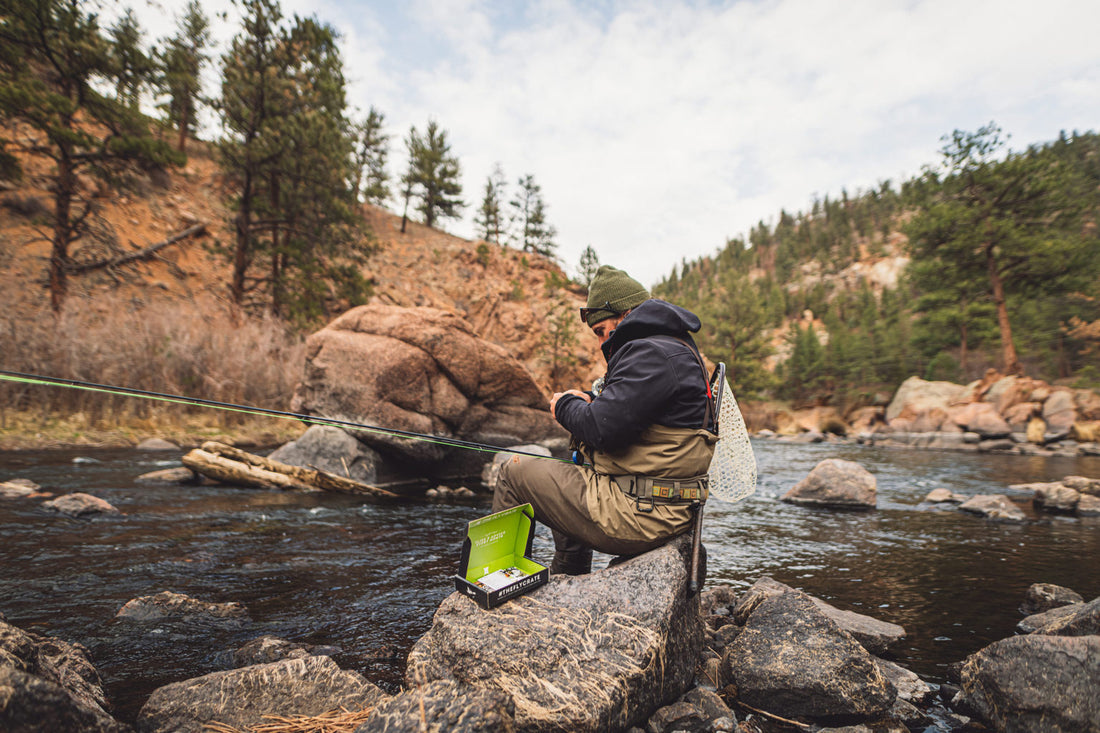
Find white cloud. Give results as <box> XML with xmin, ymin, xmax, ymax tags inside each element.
<box><xmin>123</xmin><ymin>0</ymin><xmax>1100</xmax><ymax>286</ymax></box>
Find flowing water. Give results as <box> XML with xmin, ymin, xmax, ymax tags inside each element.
<box><xmin>1</xmin><ymin>440</ymin><xmax>1098</xmax><ymax>725</ymax></box>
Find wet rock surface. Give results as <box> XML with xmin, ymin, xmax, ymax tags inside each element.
<box><xmin>401</xmin><ymin>533</ymin><xmax>702</xmax><ymax>732</ymax></box>
<box><xmin>957</xmin><ymin>634</ymin><xmax>1100</xmax><ymax>733</ymax></box>
<box><xmin>0</xmin><ymin>618</ymin><xmax>128</xmax><ymax>733</ymax></box>
<box><xmin>136</xmin><ymin>655</ymin><xmax>387</xmax><ymax>733</ymax></box>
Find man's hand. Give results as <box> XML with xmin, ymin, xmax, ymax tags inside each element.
<box><xmin>550</xmin><ymin>389</ymin><xmax>591</xmax><ymax>418</ymax></box>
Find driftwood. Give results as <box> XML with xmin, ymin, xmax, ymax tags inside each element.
<box><xmin>70</xmin><ymin>223</ymin><xmax>207</xmax><ymax>273</ymax></box>
<box><xmin>181</xmin><ymin>441</ymin><xmax>398</xmax><ymax>499</ymax></box>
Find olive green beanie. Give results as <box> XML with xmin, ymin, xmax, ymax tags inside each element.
<box><xmin>584</xmin><ymin>265</ymin><xmax>650</xmax><ymax>327</ymax></box>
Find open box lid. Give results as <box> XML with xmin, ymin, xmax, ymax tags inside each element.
<box><xmin>455</xmin><ymin>503</ymin><xmax>549</xmax><ymax>608</ymax></box>
<box><xmin>458</xmin><ymin>503</ymin><xmax>540</xmax><ymax>581</ymax></box>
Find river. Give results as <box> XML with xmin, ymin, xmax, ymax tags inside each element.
<box><xmin>1</xmin><ymin>440</ymin><xmax>1098</xmax><ymax>725</ymax></box>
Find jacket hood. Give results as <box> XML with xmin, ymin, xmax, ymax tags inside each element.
<box><xmin>602</xmin><ymin>299</ymin><xmax>701</xmax><ymax>359</ymax></box>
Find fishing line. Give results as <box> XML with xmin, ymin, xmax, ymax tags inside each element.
<box><xmin>0</xmin><ymin>369</ymin><xmax>569</xmax><ymax>464</ymax></box>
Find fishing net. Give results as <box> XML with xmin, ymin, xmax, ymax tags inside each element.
<box><xmin>707</xmin><ymin>377</ymin><xmax>757</xmax><ymax>503</ymax></box>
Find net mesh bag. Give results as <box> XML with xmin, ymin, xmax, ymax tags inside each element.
<box><xmin>707</xmin><ymin>377</ymin><xmax>757</xmax><ymax>503</ymax></box>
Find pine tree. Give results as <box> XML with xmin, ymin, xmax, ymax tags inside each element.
<box><xmin>474</xmin><ymin>164</ymin><xmax>507</xmax><ymax>244</ymax></box>
<box><xmin>218</xmin><ymin>0</ymin><xmax>284</xmax><ymax>306</ymax></box>
<box><xmin>906</xmin><ymin>123</ymin><xmax>1092</xmax><ymax>375</ymax></box>
<box><xmin>217</xmin><ymin>0</ymin><xmax>368</xmax><ymax>321</ymax></box>
<box><xmin>403</xmin><ymin>120</ymin><xmax>463</xmax><ymax>229</ymax></box>
<box><xmin>698</xmin><ymin>270</ymin><xmax>776</xmax><ymax>397</ymax></box>
<box><xmin>109</xmin><ymin>8</ymin><xmax>153</xmax><ymax>108</ymax></box>
<box><xmin>510</xmin><ymin>174</ymin><xmax>557</xmax><ymax>257</ymax></box>
<box><xmin>159</xmin><ymin>0</ymin><xmax>210</xmax><ymax>153</ymax></box>
<box><xmin>350</xmin><ymin>106</ymin><xmax>389</xmax><ymax>206</ymax></box>
<box><xmin>578</xmin><ymin>245</ymin><xmax>600</xmax><ymax>287</ymax></box>
<box><xmin>0</xmin><ymin>0</ymin><xmax>183</xmax><ymax>311</ymax></box>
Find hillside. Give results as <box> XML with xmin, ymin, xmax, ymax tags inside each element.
<box><xmin>0</xmin><ymin>140</ymin><xmax>603</xmax><ymax>400</ymax></box>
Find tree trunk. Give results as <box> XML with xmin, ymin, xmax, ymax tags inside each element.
<box><xmin>176</xmin><ymin>103</ymin><xmax>189</xmax><ymax>153</ymax></box>
<box><xmin>49</xmin><ymin>153</ymin><xmax>74</xmax><ymax>312</ymax></box>
<box><xmin>985</xmin><ymin>242</ymin><xmax>1020</xmax><ymax>374</ymax></box>
<box><xmin>231</xmin><ymin>171</ymin><xmax>253</xmax><ymax>304</ymax></box>
<box><xmin>959</xmin><ymin>320</ymin><xmax>968</xmax><ymax>377</ymax></box>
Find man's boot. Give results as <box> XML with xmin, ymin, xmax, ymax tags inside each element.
<box><xmin>550</xmin><ymin>549</ymin><xmax>592</xmax><ymax>576</ymax></box>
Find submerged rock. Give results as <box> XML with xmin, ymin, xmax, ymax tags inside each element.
<box><xmin>224</xmin><ymin>635</ymin><xmax>340</xmax><ymax>668</ymax></box>
<box><xmin>957</xmin><ymin>494</ymin><xmax>1026</xmax><ymax>522</ymax></box>
<box><xmin>403</xmin><ymin>533</ymin><xmax>701</xmax><ymax>732</ymax></box>
<box><xmin>116</xmin><ymin>590</ymin><xmax>250</xmax><ymax>628</ymax></box>
<box><xmin>41</xmin><ymin>492</ymin><xmax>120</xmax><ymax>517</ymax></box>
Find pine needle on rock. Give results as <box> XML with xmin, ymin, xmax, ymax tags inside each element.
<box><xmin>201</xmin><ymin>706</ymin><xmax>375</xmax><ymax>733</ymax></box>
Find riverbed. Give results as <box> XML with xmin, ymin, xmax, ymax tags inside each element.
<box><xmin>1</xmin><ymin>440</ymin><xmax>1098</xmax><ymax>725</ymax></box>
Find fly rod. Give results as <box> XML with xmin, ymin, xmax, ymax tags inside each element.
<box><xmin>0</xmin><ymin>369</ymin><xmax>566</xmax><ymax>463</ymax></box>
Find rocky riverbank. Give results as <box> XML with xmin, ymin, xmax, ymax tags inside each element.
<box><xmin>752</xmin><ymin>372</ymin><xmax>1100</xmax><ymax>459</ymax></box>
<box><xmin>3</xmin><ymin>535</ymin><xmax>1097</xmax><ymax>733</ymax></box>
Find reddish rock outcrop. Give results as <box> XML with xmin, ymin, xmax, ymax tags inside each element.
<box><xmin>291</xmin><ymin>305</ymin><xmax>568</xmax><ymax>464</ymax></box>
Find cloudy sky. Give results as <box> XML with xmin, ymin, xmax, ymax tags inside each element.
<box><xmin>122</xmin><ymin>0</ymin><xmax>1100</xmax><ymax>286</ymax></box>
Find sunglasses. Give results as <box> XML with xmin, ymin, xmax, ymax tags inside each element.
<box><xmin>579</xmin><ymin>301</ymin><xmax>620</xmax><ymax>323</ymax></box>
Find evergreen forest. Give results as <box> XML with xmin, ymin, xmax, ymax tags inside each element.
<box><xmin>655</xmin><ymin>126</ymin><xmax>1100</xmax><ymax>406</ymax></box>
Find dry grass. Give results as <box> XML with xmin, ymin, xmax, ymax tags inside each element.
<box><xmin>0</xmin><ymin>292</ymin><xmax>308</xmax><ymax>447</ymax></box>
<box><xmin>202</xmin><ymin>706</ymin><xmax>375</xmax><ymax>733</ymax></box>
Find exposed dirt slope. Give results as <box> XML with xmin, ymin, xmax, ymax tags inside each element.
<box><xmin>0</xmin><ymin>140</ymin><xmax>602</xmax><ymax>396</ymax></box>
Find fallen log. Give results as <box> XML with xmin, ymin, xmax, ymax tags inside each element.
<box><xmin>182</xmin><ymin>441</ymin><xmax>399</xmax><ymax>499</ymax></box>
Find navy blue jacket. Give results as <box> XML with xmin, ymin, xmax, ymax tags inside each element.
<box><xmin>555</xmin><ymin>299</ymin><xmax>712</xmax><ymax>453</ymax></box>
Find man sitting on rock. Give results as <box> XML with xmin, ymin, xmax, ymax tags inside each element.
<box><xmin>493</xmin><ymin>265</ymin><xmax>717</xmax><ymax>575</ymax></box>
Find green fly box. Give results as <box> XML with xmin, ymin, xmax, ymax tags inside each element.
<box><xmin>455</xmin><ymin>503</ymin><xmax>548</xmax><ymax>609</ymax></box>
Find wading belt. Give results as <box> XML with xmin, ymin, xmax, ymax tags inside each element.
<box><xmin>612</xmin><ymin>474</ymin><xmax>710</xmax><ymax>512</ymax></box>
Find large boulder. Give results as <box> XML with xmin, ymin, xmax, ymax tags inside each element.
<box><xmin>268</xmin><ymin>424</ymin><xmax>381</xmax><ymax>484</ymax></box>
<box><xmin>404</xmin><ymin>534</ymin><xmax>702</xmax><ymax>733</ymax></box>
<box><xmin>1022</xmin><ymin>596</ymin><xmax>1100</xmax><ymax>636</ymax></box>
<box><xmin>0</xmin><ymin>618</ymin><xmax>127</xmax><ymax>733</ymax></box>
<box><xmin>290</xmin><ymin>305</ymin><xmax>567</xmax><ymax>465</ymax></box>
<box><xmin>886</xmin><ymin>377</ymin><xmax>971</xmax><ymax>423</ymax></box>
<box><xmin>957</xmin><ymin>634</ymin><xmax>1100</xmax><ymax>733</ymax></box>
<box><xmin>947</xmin><ymin>402</ymin><xmax>1012</xmax><ymax>439</ymax></box>
<box><xmin>722</xmin><ymin>588</ymin><xmax>896</xmax><ymax>720</ymax></box>
<box><xmin>731</xmin><ymin>578</ymin><xmax>905</xmax><ymax>656</ymax></box>
<box><xmin>136</xmin><ymin>655</ymin><xmax>387</xmax><ymax>733</ymax></box>
<box><xmin>1074</xmin><ymin>388</ymin><xmax>1100</xmax><ymax>420</ymax></box>
<box><xmin>1041</xmin><ymin>389</ymin><xmax>1077</xmax><ymax>442</ymax></box>
<box><xmin>781</xmin><ymin>459</ymin><xmax>877</xmax><ymax>510</ymax></box>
